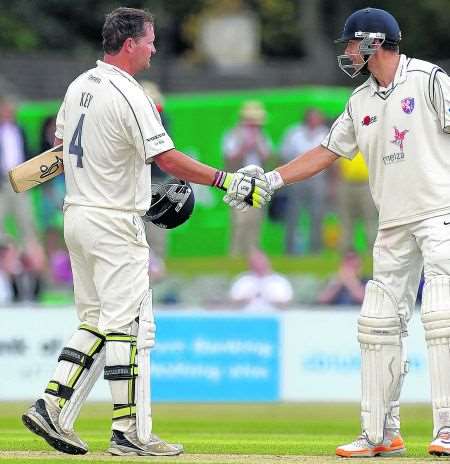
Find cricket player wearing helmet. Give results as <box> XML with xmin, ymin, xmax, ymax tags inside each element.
<box><xmin>21</xmin><ymin>7</ymin><xmax>272</xmax><ymax>457</ymax></box>
<box><xmin>228</xmin><ymin>7</ymin><xmax>450</xmax><ymax>458</ymax></box>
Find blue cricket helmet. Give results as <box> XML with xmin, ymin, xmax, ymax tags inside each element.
<box><xmin>336</xmin><ymin>7</ymin><xmax>401</xmax><ymax>46</ymax></box>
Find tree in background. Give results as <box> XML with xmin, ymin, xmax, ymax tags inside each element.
<box><xmin>0</xmin><ymin>0</ymin><xmax>447</xmax><ymax>64</ymax></box>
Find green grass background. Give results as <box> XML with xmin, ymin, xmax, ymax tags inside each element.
<box><xmin>0</xmin><ymin>402</ymin><xmax>435</xmax><ymax>462</ymax></box>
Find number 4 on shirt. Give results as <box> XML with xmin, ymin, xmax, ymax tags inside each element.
<box><xmin>69</xmin><ymin>114</ymin><xmax>85</xmax><ymax>168</ymax></box>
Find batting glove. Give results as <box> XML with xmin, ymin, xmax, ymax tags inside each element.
<box><xmin>222</xmin><ymin>165</ymin><xmax>266</xmax><ymax>211</ymax></box>
<box><xmin>235</xmin><ymin>165</ymin><xmax>285</xmax><ymax>193</ymax></box>
<box><xmin>213</xmin><ymin>169</ymin><xmax>272</xmax><ymax>211</ymax></box>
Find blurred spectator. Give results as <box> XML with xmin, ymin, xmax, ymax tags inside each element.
<box><xmin>229</xmin><ymin>248</ymin><xmax>293</xmax><ymax>310</ymax></box>
<box><xmin>336</xmin><ymin>152</ymin><xmax>378</xmax><ymax>253</ymax></box>
<box><xmin>222</xmin><ymin>101</ymin><xmax>272</xmax><ymax>256</ymax></box>
<box><xmin>279</xmin><ymin>108</ymin><xmax>329</xmax><ymax>254</ymax></box>
<box><xmin>44</xmin><ymin>227</ymin><xmax>72</xmax><ymax>287</ymax></box>
<box><xmin>0</xmin><ymin>240</ymin><xmax>45</xmax><ymax>303</ymax></box>
<box><xmin>0</xmin><ymin>242</ymin><xmax>16</xmax><ymax>304</ymax></box>
<box><xmin>317</xmin><ymin>251</ymin><xmax>366</xmax><ymax>305</ymax></box>
<box><xmin>40</xmin><ymin>115</ymin><xmax>65</xmax><ymax>229</ymax></box>
<box><xmin>0</xmin><ymin>97</ymin><xmax>36</xmax><ymax>244</ymax></box>
<box><xmin>141</xmin><ymin>81</ymin><xmax>169</xmax><ymax>262</ymax></box>
<box><xmin>0</xmin><ymin>97</ymin><xmax>45</xmax><ymax>301</ymax></box>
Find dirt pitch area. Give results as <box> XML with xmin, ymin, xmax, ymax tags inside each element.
<box><xmin>0</xmin><ymin>451</ymin><xmax>441</xmax><ymax>464</ymax></box>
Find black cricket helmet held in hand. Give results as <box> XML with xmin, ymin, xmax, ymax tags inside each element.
<box><xmin>143</xmin><ymin>178</ymin><xmax>194</xmax><ymax>229</ymax></box>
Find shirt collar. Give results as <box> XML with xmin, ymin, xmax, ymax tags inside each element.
<box><xmin>368</xmin><ymin>54</ymin><xmax>408</xmax><ymax>96</ymax></box>
<box><xmin>96</xmin><ymin>60</ymin><xmax>142</xmax><ymax>89</ymax></box>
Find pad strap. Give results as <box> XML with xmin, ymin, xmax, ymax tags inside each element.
<box><xmin>58</xmin><ymin>347</ymin><xmax>94</xmax><ymax>369</ymax></box>
<box><xmin>104</xmin><ymin>365</ymin><xmax>138</xmax><ymax>380</ymax></box>
<box><xmin>105</xmin><ymin>333</ymin><xmax>138</xmax><ymax>422</ymax></box>
<box><xmin>113</xmin><ymin>403</ymin><xmax>137</xmax><ymax>421</ymax></box>
<box><xmin>57</xmin><ymin>325</ymin><xmax>105</xmax><ymax>408</ymax></box>
<box><xmin>79</xmin><ymin>324</ymin><xmax>106</xmax><ymax>340</ymax></box>
<box><xmin>45</xmin><ymin>380</ymin><xmax>74</xmax><ymax>400</ymax></box>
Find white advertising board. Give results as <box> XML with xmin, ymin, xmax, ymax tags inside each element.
<box><xmin>281</xmin><ymin>309</ymin><xmax>430</xmax><ymax>402</ymax></box>
<box><xmin>0</xmin><ymin>308</ymin><xmax>110</xmax><ymax>401</ymax></box>
<box><xmin>1</xmin><ymin>307</ymin><xmax>431</xmax><ymax>402</ymax></box>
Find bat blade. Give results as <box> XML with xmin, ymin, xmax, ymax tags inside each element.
<box><xmin>9</xmin><ymin>144</ymin><xmax>64</xmax><ymax>193</ymax></box>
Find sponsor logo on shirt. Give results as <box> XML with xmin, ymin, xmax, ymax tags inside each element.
<box><xmin>383</xmin><ymin>152</ymin><xmax>405</xmax><ymax>165</ymax></box>
<box><xmin>87</xmin><ymin>74</ymin><xmax>101</xmax><ymax>84</ymax></box>
<box><xmin>401</xmin><ymin>97</ymin><xmax>415</xmax><ymax>114</ymax></box>
<box><xmin>391</xmin><ymin>126</ymin><xmax>409</xmax><ymax>151</ymax></box>
<box><xmin>361</xmin><ymin>115</ymin><xmax>377</xmax><ymax>126</ymax></box>
<box><xmin>383</xmin><ymin>127</ymin><xmax>409</xmax><ymax>165</ymax></box>
<box><xmin>146</xmin><ymin>133</ymin><xmax>166</xmax><ymax>142</ymax></box>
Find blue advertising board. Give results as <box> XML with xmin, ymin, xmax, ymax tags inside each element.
<box><xmin>151</xmin><ymin>312</ymin><xmax>280</xmax><ymax>402</ymax></box>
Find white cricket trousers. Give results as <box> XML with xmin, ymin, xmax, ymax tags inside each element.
<box><xmin>373</xmin><ymin>213</ymin><xmax>450</xmax><ymax>322</ymax></box>
<box><xmin>64</xmin><ymin>204</ymin><xmax>150</xmax><ymax>334</ymax></box>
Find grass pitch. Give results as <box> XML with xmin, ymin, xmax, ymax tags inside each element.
<box><xmin>0</xmin><ymin>402</ymin><xmax>437</xmax><ymax>463</ymax></box>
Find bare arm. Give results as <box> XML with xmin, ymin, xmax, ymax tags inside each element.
<box><xmin>277</xmin><ymin>145</ymin><xmax>339</xmax><ymax>185</ymax></box>
<box><xmin>52</xmin><ymin>141</ymin><xmax>217</xmax><ymax>185</ymax></box>
<box><xmin>154</xmin><ymin>148</ymin><xmax>217</xmax><ymax>185</ymax></box>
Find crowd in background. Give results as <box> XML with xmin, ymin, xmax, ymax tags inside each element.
<box><xmin>0</xmin><ymin>92</ymin><xmax>379</xmax><ymax>308</ymax></box>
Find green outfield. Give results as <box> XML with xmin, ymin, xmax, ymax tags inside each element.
<box><xmin>0</xmin><ymin>402</ymin><xmax>437</xmax><ymax>463</ymax></box>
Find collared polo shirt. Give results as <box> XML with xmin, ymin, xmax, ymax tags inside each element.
<box><xmin>322</xmin><ymin>54</ymin><xmax>450</xmax><ymax>229</ymax></box>
<box><xmin>56</xmin><ymin>60</ymin><xmax>174</xmax><ymax>215</ymax></box>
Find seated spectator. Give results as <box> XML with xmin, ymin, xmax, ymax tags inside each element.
<box><xmin>317</xmin><ymin>251</ymin><xmax>366</xmax><ymax>305</ymax></box>
<box><xmin>229</xmin><ymin>249</ymin><xmax>293</xmax><ymax>310</ymax></box>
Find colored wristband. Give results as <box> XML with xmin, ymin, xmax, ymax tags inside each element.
<box><xmin>212</xmin><ymin>170</ymin><xmax>230</xmax><ymax>191</ymax></box>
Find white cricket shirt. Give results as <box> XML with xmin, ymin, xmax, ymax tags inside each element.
<box><xmin>322</xmin><ymin>54</ymin><xmax>450</xmax><ymax>229</ymax></box>
<box><xmin>56</xmin><ymin>60</ymin><xmax>174</xmax><ymax>214</ymax></box>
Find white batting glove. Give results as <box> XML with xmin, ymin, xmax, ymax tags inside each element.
<box><xmin>223</xmin><ymin>165</ymin><xmax>285</xmax><ymax>211</ymax></box>
<box><xmin>213</xmin><ymin>169</ymin><xmax>272</xmax><ymax>211</ymax></box>
<box><xmin>223</xmin><ymin>165</ymin><xmax>268</xmax><ymax>211</ymax></box>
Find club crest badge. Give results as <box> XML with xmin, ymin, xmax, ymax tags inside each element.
<box><xmin>401</xmin><ymin>97</ymin><xmax>415</xmax><ymax>114</ymax></box>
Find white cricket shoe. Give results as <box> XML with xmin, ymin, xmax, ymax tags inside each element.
<box><xmin>22</xmin><ymin>399</ymin><xmax>87</xmax><ymax>455</ymax></box>
<box><xmin>428</xmin><ymin>428</ymin><xmax>450</xmax><ymax>456</ymax></box>
<box><xmin>336</xmin><ymin>433</ymin><xmax>406</xmax><ymax>458</ymax></box>
<box><xmin>107</xmin><ymin>428</ymin><xmax>183</xmax><ymax>456</ymax></box>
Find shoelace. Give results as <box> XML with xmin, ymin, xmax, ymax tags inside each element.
<box><xmin>350</xmin><ymin>435</ymin><xmax>372</xmax><ymax>449</ymax></box>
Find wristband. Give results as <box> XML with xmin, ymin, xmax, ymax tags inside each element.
<box><xmin>212</xmin><ymin>170</ymin><xmax>231</xmax><ymax>191</ymax></box>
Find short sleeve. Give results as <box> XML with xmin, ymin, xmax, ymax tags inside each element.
<box><xmin>55</xmin><ymin>98</ymin><xmax>65</xmax><ymax>140</ymax></box>
<box><xmin>127</xmin><ymin>91</ymin><xmax>175</xmax><ymax>163</ymax></box>
<box><xmin>432</xmin><ymin>69</ymin><xmax>450</xmax><ymax>134</ymax></box>
<box><xmin>321</xmin><ymin>103</ymin><xmax>358</xmax><ymax>159</ymax></box>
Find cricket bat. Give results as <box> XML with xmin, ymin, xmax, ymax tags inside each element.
<box><xmin>8</xmin><ymin>144</ymin><xmax>64</xmax><ymax>193</ymax></box>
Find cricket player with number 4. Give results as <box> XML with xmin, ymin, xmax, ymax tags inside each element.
<box><xmin>231</xmin><ymin>7</ymin><xmax>450</xmax><ymax>458</ymax></box>
<box><xmin>21</xmin><ymin>7</ymin><xmax>271</xmax><ymax>457</ymax></box>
